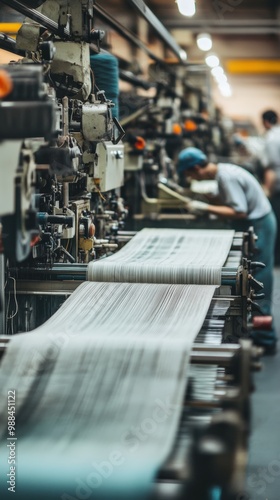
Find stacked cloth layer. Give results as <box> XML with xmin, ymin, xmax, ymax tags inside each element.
<box><xmin>0</xmin><ymin>229</ymin><xmax>234</xmax><ymax>499</ymax></box>
<box><xmin>0</xmin><ymin>282</ymin><xmax>216</xmax><ymax>500</ymax></box>
<box><xmin>87</xmin><ymin>228</ymin><xmax>235</xmax><ymax>284</ymax></box>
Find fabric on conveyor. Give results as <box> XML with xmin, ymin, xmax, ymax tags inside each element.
<box><xmin>0</xmin><ymin>282</ymin><xmax>216</xmax><ymax>500</ymax></box>
<box><xmin>87</xmin><ymin>229</ymin><xmax>235</xmax><ymax>285</ymax></box>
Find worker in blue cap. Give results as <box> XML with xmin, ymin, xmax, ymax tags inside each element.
<box><xmin>178</xmin><ymin>147</ymin><xmax>277</xmax><ymax>353</ymax></box>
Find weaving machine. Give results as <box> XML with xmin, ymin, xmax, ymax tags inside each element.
<box><xmin>0</xmin><ymin>226</ymin><xmax>264</xmax><ymax>499</ymax></box>
<box><xmin>0</xmin><ymin>281</ymin><xmax>261</xmax><ymax>500</ymax></box>
<box><xmin>0</xmin><ymin>0</ymin><xmax>126</xmax><ymax>270</ymax></box>
<box><xmin>5</xmin><ymin>227</ymin><xmax>265</xmax><ymax>344</ymax></box>
<box><xmin>0</xmin><ymin>3</ymin><xmax>264</xmax><ymax>499</ymax></box>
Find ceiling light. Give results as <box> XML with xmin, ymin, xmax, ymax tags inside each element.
<box><xmin>211</xmin><ymin>66</ymin><xmax>224</xmax><ymax>77</ymax></box>
<box><xmin>205</xmin><ymin>54</ymin><xmax>220</xmax><ymax>68</ymax></box>
<box><xmin>196</xmin><ymin>33</ymin><xmax>212</xmax><ymax>52</ymax></box>
<box><xmin>214</xmin><ymin>73</ymin><xmax>228</xmax><ymax>84</ymax></box>
<box><xmin>218</xmin><ymin>83</ymin><xmax>232</xmax><ymax>97</ymax></box>
<box><xmin>179</xmin><ymin>49</ymin><xmax>188</xmax><ymax>61</ymax></box>
<box><xmin>176</xmin><ymin>0</ymin><xmax>196</xmax><ymax>17</ymax></box>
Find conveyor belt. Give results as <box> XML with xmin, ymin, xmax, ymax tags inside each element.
<box><xmin>87</xmin><ymin>229</ymin><xmax>235</xmax><ymax>284</ymax></box>
<box><xmin>12</xmin><ymin>253</ymin><xmax>241</xmax><ymax>296</ymax></box>
<box><xmin>158</xmin><ymin>302</ymin><xmax>232</xmax><ymax>484</ymax></box>
<box><xmin>0</xmin><ymin>282</ymin><xmax>217</xmax><ymax>499</ymax></box>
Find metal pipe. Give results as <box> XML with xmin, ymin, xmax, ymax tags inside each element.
<box><xmin>192</xmin><ymin>344</ymin><xmax>240</xmax><ymax>353</ymax></box>
<box><xmin>127</xmin><ymin>0</ymin><xmax>186</xmax><ymax>63</ymax></box>
<box><xmin>93</xmin><ymin>3</ymin><xmax>171</xmax><ymax>68</ymax></box>
<box><xmin>0</xmin><ymin>339</ymin><xmax>240</xmax><ymax>364</ymax></box>
<box><xmin>190</xmin><ymin>351</ymin><xmax>235</xmax><ymax>366</ymax></box>
<box><xmin>0</xmin><ymin>33</ymin><xmax>25</xmax><ymax>56</ymax></box>
<box><xmin>13</xmin><ymin>263</ymin><xmax>238</xmax><ymax>275</ymax></box>
<box><xmin>165</xmin><ymin>18</ymin><xmax>280</xmax><ymax>27</ymax></box>
<box><xmin>164</xmin><ymin>24</ymin><xmax>280</xmax><ymax>35</ymax></box>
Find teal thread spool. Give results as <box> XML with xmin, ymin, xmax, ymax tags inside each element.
<box><xmin>90</xmin><ymin>53</ymin><xmax>119</xmax><ymax>119</ymax></box>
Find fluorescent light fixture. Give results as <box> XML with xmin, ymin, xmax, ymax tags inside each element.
<box><xmin>214</xmin><ymin>73</ymin><xmax>228</xmax><ymax>84</ymax></box>
<box><xmin>180</xmin><ymin>49</ymin><xmax>188</xmax><ymax>61</ymax></box>
<box><xmin>205</xmin><ymin>54</ymin><xmax>220</xmax><ymax>68</ymax></box>
<box><xmin>218</xmin><ymin>82</ymin><xmax>232</xmax><ymax>97</ymax></box>
<box><xmin>176</xmin><ymin>0</ymin><xmax>196</xmax><ymax>17</ymax></box>
<box><xmin>196</xmin><ymin>33</ymin><xmax>212</xmax><ymax>52</ymax></box>
<box><xmin>218</xmin><ymin>82</ymin><xmax>231</xmax><ymax>92</ymax></box>
<box><xmin>211</xmin><ymin>66</ymin><xmax>224</xmax><ymax>77</ymax></box>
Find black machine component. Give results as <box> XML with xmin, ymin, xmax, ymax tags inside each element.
<box><xmin>0</xmin><ymin>65</ymin><xmax>55</xmax><ymax>140</ymax></box>
<box><xmin>0</xmin><ymin>65</ymin><xmax>56</xmax><ymax>262</ymax></box>
<box><xmin>21</xmin><ymin>0</ymin><xmax>46</xmax><ymax>6</ymax></box>
<box><xmin>0</xmin><ymin>33</ymin><xmax>25</xmax><ymax>57</ymax></box>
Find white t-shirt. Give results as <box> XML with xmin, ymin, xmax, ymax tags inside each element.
<box><xmin>216</xmin><ymin>163</ymin><xmax>271</xmax><ymax>220</ymax></box>
<box><xmin>263</xmin><ymin>125</ymin><xmax>280</xmax><ymax>191</ymax></box>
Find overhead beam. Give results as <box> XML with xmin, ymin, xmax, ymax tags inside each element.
<box><xmin>93</xmin><ymin>3</ymin><xmax>169</xmax><ymax>67</ymax></box>
<box><xmin>227</xmin><ymin>59</ymin><xmax>280</xmax><ymax>74</ymax></box>
<box><xmin>126</xmin><ymin>0</ymin><xmax>186</xmax><ymax>62</ymax></box>
<box><xmin>165</xmin><ymin>19</ymin><xmax>280</xmax><ymax>27</ymax></box>
<box><xmin>164</xmin><ymin>18</ymin><xmax>280</xmax><ymax>35</ymax></box>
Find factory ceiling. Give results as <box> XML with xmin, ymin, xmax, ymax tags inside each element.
<box><xmin>99</xmin><ymin>0</ymin><xmax>280</xmax><ymax>129</ymax></box>
<box><xmin>95</xmin><ymin>1</ymin><xmax>280</xmax><ymax>67</ymax></box>
<box><xmin>102</xmin><ymin>0</ymin><xmax>280</xmax><ymax>33</ymax></box>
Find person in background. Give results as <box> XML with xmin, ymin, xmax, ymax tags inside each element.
<box><xmin>262</xmin><ymin>109</ymin><xmax>280</xmax><ymax>266</ymax></box>
<box><xmin>178</xmin><ymin>147</ymin><xmax>277</xmax><ymax>353</ymax></box>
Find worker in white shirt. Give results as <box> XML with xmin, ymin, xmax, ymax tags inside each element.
<box><xmin>262</xmin><ymin>109</ymin><xmax>280</xmax><ymax>265</ymax></box>
<box><xmin>177</xmin><ymin>147</ymin><xmax>277</xmax><ymax>353</ymax></box>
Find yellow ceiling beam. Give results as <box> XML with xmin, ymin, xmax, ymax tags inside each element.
<box><xmin>0</xmin><ymin>23</ymin><xmax>22</xmax><ymax>35</ymax></box>
<box><xmin>227</xmin><ymin>59</ymin><xmax>280</xmax><ymax>74</ymax></box>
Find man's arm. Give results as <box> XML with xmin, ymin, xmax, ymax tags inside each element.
<box><xmin>186</xmin><ymin>200</ymin><xmax>247</xmax><ymax>219</ymax></box>
<box><xmin>207</xmin><ymin>204</ymin><xmax>247</xmax><ymax>219</ymax></box>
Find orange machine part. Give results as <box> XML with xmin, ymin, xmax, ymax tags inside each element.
<box><xmin>134</xmin><ymin>136</ymin><xmax>146</xmax><ymax>150</ymax></box>
<box><xmin>184</xmin><ymin>119</ymin><xmax>198</xmax><ymax>132</ymax></box>
<box><xmin>172</xmin><ymin>123</ymin><xmax>182</xmax><ymax>135</ymax></box>
<box><xmin>0</xmin><ymin>69</ymin><xmax>13</xmax><ymax>99</ymax></box>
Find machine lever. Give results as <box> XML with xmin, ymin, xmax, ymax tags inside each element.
<box><xmin>248</xmin><ymin>299</ymin><xmax>265</xmax><ymax>315</ymax></box>
<box><xmin>249</xmin><ymin>276</ymin><xmax>264</xmax><ymax>292</ymax></box>
<box><xmin>251</xmin><ymin>293</ymin><xmax>265</xmax><ymax>301</ymax></box>
<box><xmin>112</xmin><ymin>117</ymin><xmax>125</xmax><ymax>145</ymax></box>
<box><xmin>250</xmin><ymin>261</ymin><xmax>266</xmax><ymax>270</ymax></box>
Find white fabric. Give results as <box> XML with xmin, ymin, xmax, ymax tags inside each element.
<box><xmin>263</xmin><ymin>125</ymin><xmax>280</xmax><ymax>191</ymax></box>
<box><xmin>87</xmin><ymin>228</ymin><xmax>235</xmax><ymax>285</ymax></box>
<box><xmin>0</xmin><ymin>282</ymin><xmax>216</xmax><ymax>499</ymax></box>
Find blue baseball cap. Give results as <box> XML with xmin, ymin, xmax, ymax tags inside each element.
<box><xmin>177</xmin><ymin>147</ymin><xmax>207</xmax><ymax>174</ymax></box>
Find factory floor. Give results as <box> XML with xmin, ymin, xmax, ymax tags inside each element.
<box><xmin>246</xmin><ymin>267</ymin><xmax>280</xmax><ymax>500</ymax></box>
